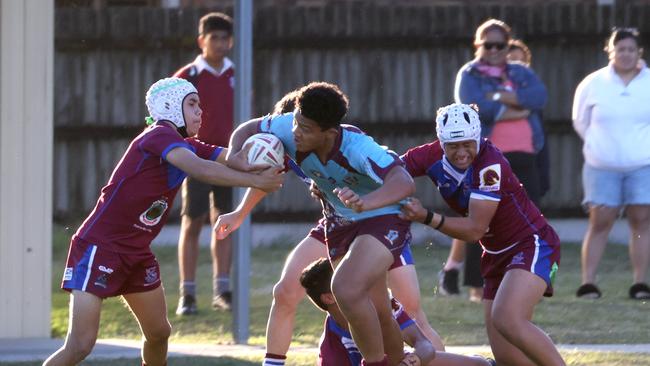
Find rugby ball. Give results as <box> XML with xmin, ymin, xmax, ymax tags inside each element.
<box><xmin>244</xmin><ymin>133</ymin><xmax>285</xmax><ymax>167</ymax></box>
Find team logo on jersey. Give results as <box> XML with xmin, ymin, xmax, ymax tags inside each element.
<box><xmin>479</xmin><ymin>164</ymin><xmax>501</xmax><ymax>192</ymax></box>
<box><xmin>229</xmin><ymin>76</ymin><xmax>235</xmax><ymax>89</ymax></box>
<box><xmin>139</xmin><ymin>199</ymin><xmax>168</xmax><ymax>226</ymax></box>
<box><xmin>144</xmin><ymin>266</ymin><xmax>159</xmax><ymax>285</ymax></box>
<box><xmin>384</xmin><ymin>230</ymin><xmax>399</xmax><ymax>246</ymax></box>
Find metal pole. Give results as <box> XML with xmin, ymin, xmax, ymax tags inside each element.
<box><xmin>232</xmin><ymin>0</ymin><xmax>253</xmax><ymax>344</ymax></box>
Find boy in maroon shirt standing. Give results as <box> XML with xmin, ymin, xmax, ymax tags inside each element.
<box><xmin>173</xmin><ymin>12</ymin><xmax>236</xmax><ymax>315</ymax></box>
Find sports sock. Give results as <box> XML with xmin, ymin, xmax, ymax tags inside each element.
<box><xmin>180</xmin><ymin>281</ymin><xmax>196</xmax><ymax>297</ymax></box>
<box><xmin>215</xmin><ymin>275</ymin><xmax>230</xmax><ymax>295</ymax></box>
<box><xmin>263</xmin><ymin>352</ymin><xmax>286</xmax><ymax>366</ymax></box>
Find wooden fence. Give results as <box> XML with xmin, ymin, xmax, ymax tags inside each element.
<box><xmin>53</xmin><ymin>0</ymin><xmax>650</xmax><ymax>220</ymax></box>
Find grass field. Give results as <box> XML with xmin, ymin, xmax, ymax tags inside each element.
<box><xmin>37</xmin><ymin>224</ymin><xmax>650</xmax><ymax>365</ymax></box>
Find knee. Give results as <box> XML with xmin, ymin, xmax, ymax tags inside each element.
<box><xmin>144</xmin><ymin>321</ymin><xmax>172</xmax><ymax>344</ymax></box>
<box><xmin>64</xmin><ymin>334</ymin><xmax>97</xmax><ymax>361</ymax></box>
<box><xmin>395</xmin><ymin>294</ymin><xmax>421</xmax><ymax>316</ymax></box>
<box><xmin>331</xmin><ymin>277</ymin><xmax>363</xmax><ymax>309</ymax></box>
<box><xmin>181</xmin><ymin>216</ymin><xmax>203</xmax><ymax>235</ymax></box>
<box><xmin>491</xmin><ymin>308</ymin><xmax>522</xmax><ymax>341</ymax></box>
<box><xmin>272</xmin><ymin>280</ymin><xmax>303</xmax><ymax>309</ymax></box>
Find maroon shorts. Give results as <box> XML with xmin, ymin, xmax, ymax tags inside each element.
<box><xmin>311</xmin><ymin>214</ymin><xmax>412</xmax><ymax>268</ymax></box>
<box><xmin>61</xmin><ymin>237</ymin><xmax>161</xmax><ymax>299</ymax></box>
<box><xmin>482</xmin><ymin>225</ymin><xmax>561</xmax><ymax>300</ymax></box>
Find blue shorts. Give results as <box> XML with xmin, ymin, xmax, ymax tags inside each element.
<box><xmin>582</xmin><ymin>163</ymin><xmax>650</xmax><ymax>207</ymax></box>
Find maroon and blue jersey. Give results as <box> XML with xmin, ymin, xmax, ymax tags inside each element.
<box><xmin>318</xmin><ymin>298</ymin><xmax>414</xmax><ymax>366</ymax></box>
<box><xmin>73</xmin><ymin>123</ymin><xmax>221</xmax><ymax>253</ymax></box>
<box><xmin>401</xmin><ymin>139</ymin><xmax>548</xmax><ymax>252</ymax></box>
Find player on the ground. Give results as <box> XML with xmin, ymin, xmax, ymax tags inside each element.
<box><xmin>43</xmin><ymin>77</ymin><xmax>283</xmax><ymax>366</ymax></box>
<box><xmin>225</xmin><ymin>82</ymin><xmax>419</xmax><ymax>366</ymax></box>
<box><xmin>400</xmin><ymin>103</ymin><xmax>564</xmax><ymax>366</ymax></box>
<box><xmin>300</xmin><ymin>257</ymin><xmax>497</xmax><ymax>366</ymax></box>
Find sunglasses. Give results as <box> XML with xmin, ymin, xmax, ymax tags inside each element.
<box><xmin>482</xmin><ymin>42</ymin><xmax>507</xmax><ymax>51</ymax></box>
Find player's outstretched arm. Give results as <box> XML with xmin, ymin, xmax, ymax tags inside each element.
<box><xmin>166</xmin><ymin>147</ymin><xmax>284</xmax><ymax>192</ymax></box>
<box><xmin>214</xmin><ymin>188</ymin><xmax>268</xmax><ymax>240</ymax></box>
<box><xmin>400</xmin><ymin>197</ymin><xmax>497</xmax><ymax>242</ymax></box>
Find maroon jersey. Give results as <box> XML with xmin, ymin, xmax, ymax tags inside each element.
<box><xmin>401</xmin><ymin>139</ymin><xmax>548</xmax><ymax>252</ymax></box>
<box><xmin>74</xmin><ymin>123</ymin><xmax>221</xmax><ymax>253</ymax></box>
<box><xmin>318</xmin><ymin>298</ymin><xmax>414</xmax><ymax>366</ymax></box>
<box><xmin>174</xmin><ymin>56</ymin><xmax>234</xmax><ymax>146</ymax></box>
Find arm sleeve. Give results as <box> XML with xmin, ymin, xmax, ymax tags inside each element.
<box><xmin>400</xmin><ymin>142</ymin><xmax>438</xmax><ymax>178</ymax></box>
<box><xmin>257</xmin><ymin>113</ymin><xmax>297</xmax><ymax>159</ymax></box>
<box><xmin>469</xmin><ymin>152</ymin><xmax>506</xmax><ymax>202</ymax></box>
<box><xmin>513</xmin><ymin>66</ymin><xmax>548</xmax><ymax>110</ymax></box>
<box><xmin>140</xmin><ymin>127</ymin><xmax>193</xmax><ymax>161</ymax></box>
<box><xmin>572</xmin><ymin>76</ymin><xmax>592</xmax><ymax>140</ymax></box>
<box><xmin>350</xmin><ymin>135</ymin><xmax>404</xmax><ymax>183</ymax></box>
<box><xmin>186</xmin><ymin>138</ymin><xmax>223</xmax><ymax>161</ymax></box>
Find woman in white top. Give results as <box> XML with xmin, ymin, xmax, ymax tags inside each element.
<box><xmin>572</xmin><ymin>27</ymin><xmax>650</xmax><ymax>300</ymax></box>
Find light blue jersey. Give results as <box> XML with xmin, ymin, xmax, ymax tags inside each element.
<box><xmin>258</xmin><ymin>112</ymin><xmax>404</xmax><ymax>222</ymax></box>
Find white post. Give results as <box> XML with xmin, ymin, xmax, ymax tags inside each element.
<box><xmin>232</xmin><ymin>0</ymin><xmax>253</xmax><ymax>344</ymax></box>
<box><xmin>0</xmin><ymin>0</ymin><xmax>54</xmax><ymax>338</ymax></box>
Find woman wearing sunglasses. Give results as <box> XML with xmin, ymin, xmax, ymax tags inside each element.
<box><xmin>437</xmin><ymin>19</ymin><xmax>549</xmax><ymax>308</ymax></box>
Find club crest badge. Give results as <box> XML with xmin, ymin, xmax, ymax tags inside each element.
<box><xmin>479</xmin><ymin>164</ymin><xmax>501</xmax><ymax>192</ymax></box>
<box><xmin>139</xmin><ymin>199</ymin><xmax>168</xmax><ymax>226</ymax></box>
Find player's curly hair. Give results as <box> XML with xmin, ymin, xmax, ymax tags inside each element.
<box><xmin>299</xmin><ymin>257</ymin><xmax>333</xmax><ymax>311</ymax></box>
<box><xmin>296</xmin><ymin>82</ymin><xmax>349</xmax><ymax>130</ymax></box>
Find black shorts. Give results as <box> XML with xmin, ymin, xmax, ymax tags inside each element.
<box><xmin>180</xmin><ymin>177</ymin><xmax>233</xmax><ymax>218</ymax></box>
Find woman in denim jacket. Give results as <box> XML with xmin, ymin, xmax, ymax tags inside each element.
<box><xmin>454</xmin><ymin>20</ymin><xmax>548</xmax><ymax>196</ymax></box>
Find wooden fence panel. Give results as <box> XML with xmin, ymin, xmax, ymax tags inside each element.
<box><xmin>53</xmin><ymin>1</ymin><xmax>649</xmax><ymax>219</ymax></box>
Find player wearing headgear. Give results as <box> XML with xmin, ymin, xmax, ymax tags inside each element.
<box><xmin>399</xmin><ymin>103</ymin><xmax>565</xmax><ymax>366</ymax></box>
<box><xmin>44</xmin><ymin>77</ymin><xmax>283</xmax><ymax>366</ymax></box>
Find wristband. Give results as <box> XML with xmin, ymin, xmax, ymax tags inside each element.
<box><xmin>423</xmin><ymin>210</ymin><xmax>434</xmax><ymax>226</ymax></box>
<box><xmin>434</xmin><ymin>215</ymin><xmax>446</xmax><ymax>230</ymax></box>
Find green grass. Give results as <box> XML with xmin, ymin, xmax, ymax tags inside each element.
<box><xmin>4</xmin><ymin>353</ymin><xmax>650</xmax><ymax>366</ymax></box>
<box><xmin>44</xmin><ymin>224</ymin><xmax>650</xmax><ymax>365</ymax></box>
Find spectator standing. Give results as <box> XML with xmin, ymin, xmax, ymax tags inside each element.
<box><xmin>572</xmin><ymin>27</ymin><xmax>650</xmax><ymax>300</ymax></box>
<box><xmin>173</xmin><ymin>12</ymin><xmax>236</xmax><ymax>315</ymax></box>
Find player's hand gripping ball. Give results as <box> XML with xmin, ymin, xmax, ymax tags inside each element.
<box><xmin>244</xmin><ymin>133</ymin><xmax>285</xmax><ymax>168</ymax></box>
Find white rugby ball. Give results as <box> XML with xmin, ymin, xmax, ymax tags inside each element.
<box><xmin>244</xmin><ymin>133</ymin><xmax>285</xmax><ymax>167</ymax></box>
